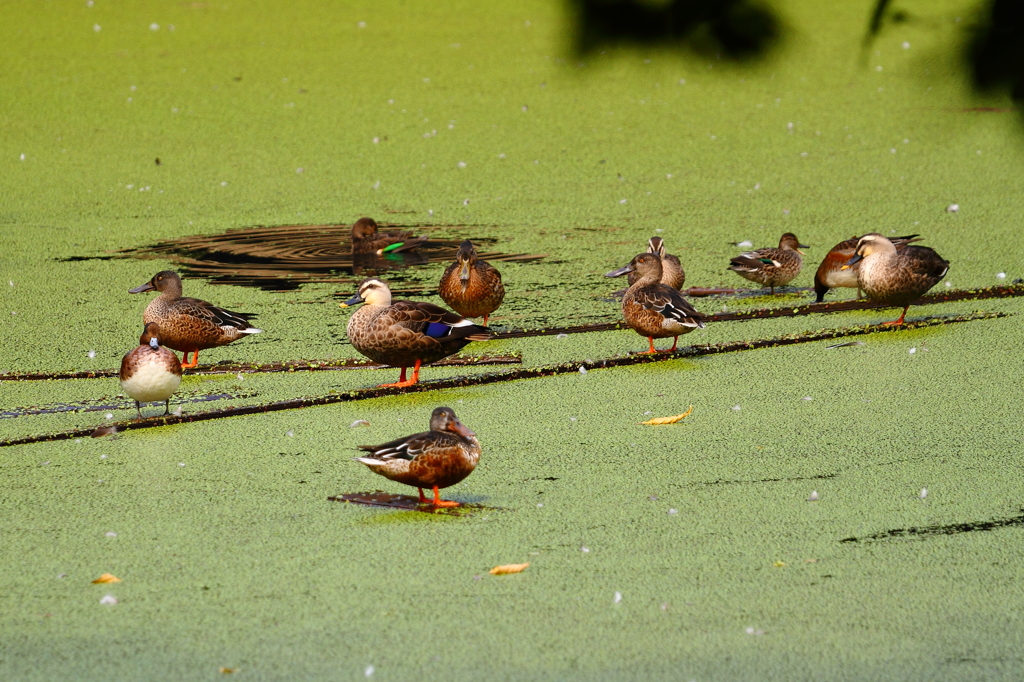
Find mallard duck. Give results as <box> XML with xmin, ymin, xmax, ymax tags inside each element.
<box><xmin>437</xmin><ymin>240</ymin><xmax>505</xmax><ymax>325</ymax></box>
<box><xmin>341</xmin><ymin>278</ymin><xmax>490</xmax><ymax>387</ymax></box>
<box><xmin>606</xmin><ymin>253</ymin><xmax>705</xmax><ymax>353</ymax></box>
<box><xmin>128</xmin><ymin>271</ymin><xmax>262</xmax><ymax>368</ymax></box>
<box><xmin>627</xmin><ymin>236</ymin><xmax>685</xmax><ymax>290</ymax></box>
<box><xmin>814</xmin><ymin>234</ymin><xmax>920</xmax><ymax>302</ymax></box>
<box><xmin>354</xmin><ymin>406</ymin><xmax>481</xmax><ymax>507</ymax></box>
<box><xmin>119</xmin><ymin>322</ymin><xmax>182</xmax><ymax>418</ymax></box>
<box><xmin>844</xmin><ymin>233</ymin><xmax>949</xmax><ymax>325</ymax></box>
<box><xmin>728</xmin><ymin>232</ymin><xmax>809</xmax><ymax>294</ymax></box>
<box><xmin>350</xmin><ymin>217</ymin><xmax>428</xmax><ymax>255</ymax></box>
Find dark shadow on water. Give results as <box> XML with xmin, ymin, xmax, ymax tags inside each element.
<box><xmin>968</xmin><ymin>0</ymin><xmax>1024</xmax><ymax>102</ymax></box>
<box><xmin>328</xmin><ymin>490</ymin><xmax>500</xmax><ymax>516</ymax></box>
<box><xmin>568</xmin><ymin>0</ymin><xmax>782</xmax><ymax>59</ymax></box>
<box><xmin>841</xmin><ymin>508</ymin><xmax>1024</xmax><ymax>543</ymax></box>
<box><xmin>61</xmin><ymin>223</ymin><xmax>545</xmax><ymax>291</ymax></box>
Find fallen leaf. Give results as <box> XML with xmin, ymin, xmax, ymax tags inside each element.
<box><xmin>489</xmin><ymin>562</ymin><xmax>530</xmax><ymax>575</ymax></box>
<box><xmin>640</xmin><ymin>405</ymin><xmax>693</xmax><ymax>425</ymax></box>
<box><xmin>773</xmin><ymin>561</ymin><xmax>787</xmax><ymax>568</ymax></box>
<box><xmin>219</xmin><ymin>668</ymin><xmax>237</xmax><ymax>674</ymax></box>
<box><xmin>91</xmin><ymin>573</ymin><xmax>121</xmax><ymax>584</ymax></box>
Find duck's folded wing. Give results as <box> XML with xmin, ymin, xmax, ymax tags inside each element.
<box><xmin>633</xmin><ymin>287</ymin><xmax>705</xmax><ymax>328</ymax></box>
<box><xmin>387</xmin><ymin>301</ymin><xmax>490</xmax><ymax>340</ymax></box>
<box><xmin>358</xmin><ymin>431</ymin><xmax>460</xmax><ymax>460</ymax></box>
<box><xmin>178</xmin><ymin>297</ymin><xmax>257</xmax><ymax>330</ymax></box>
<box><xmin>904</xmin><ymin>246</ymin><xmax>950</xmax><ymax>278</ymax></box>
<box><xmin>729</xmin><ymin>251</ymin><xmax>779</xmax><ymax>271</ymax></box>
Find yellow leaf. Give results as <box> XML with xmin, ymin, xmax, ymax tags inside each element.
<box><xmin>91</xmin><ymin>573</ymin><xmax>121</xmax><ymax>584</ymax></box>
<box><xmin>640</xmin><ymin>405</ymin><xmax>693</xmax><ymax>425</ymax></box>
<box><xmin>219</xmin><ymin>667</ymin><xmax>237</xmax><ymax>674</ymax></box>
<box><xmin>773</xmin><ymin>561</ymin><xmax>787</xmax><ymax>568</ymax></box>
<box><xmin>489</xmin><ymin>562</ymin><xmax>530</xmax><ymax>575</ymax></box>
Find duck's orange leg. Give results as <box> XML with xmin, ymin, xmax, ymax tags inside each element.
<box><xmin>666</xmin><ymin>336</ymin><xmax>678</xmax><ymax>352</ymax></box>
<box><xmin>882</xmin><ymin>306</ymin><xmax>910</xmax><ymax>326</ymax></box>
<box><xmin>417</xmin><ymin>488</ymin><xmax>428</xmax><ymax>503</ymax></box>
<box><xmin>431</xmin><ymin>485</ymin><xmax>460</xmax><ymax>508</ymax></box>
<box><xmin>379</xmin><ymin>359</ymin><xmax>422</xmax><ymax>388</ymax></box>
<box><xmin>639</xmin><ymin>337</ymin><xmax>658</xmax><ymax>354</ymax></box>
<box><xmin>180</xmin><ymin>349</ymin><xmax>200</xmax><ymax>369</ymax></box>
<box><xmin>482</xmin><ymin>314</ymin><xmax>489</xmax><ymax>326</ymax></box>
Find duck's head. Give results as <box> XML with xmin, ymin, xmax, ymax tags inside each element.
<box><xmin>605</xmin><ymin>252</ymin><xmax>663</xmax><ymax>279</ymax></box>
<box><xmin>139</xmin><ymin>322</ymin><xmax>163</xmax><ymax>348</ymax></box>
<box><xmin>351</xmin><ymin>217</ymin><xmax>379</xmax><ymax>241</ymax></box>
<box><xmin>455</xmin><ymin>240</ymin><xmax>478</xmax><ymax>281</ymax></box>
<box><xmin>129</xmin><ymin>271</ymin><xmax>182</xmax><ymax>296</ymax></box>
<box><xmin>844</xmin><ymin>233</ymin><xmax>895</xmax><ymax>268</ymax></box>
<box><xmin>779</xmin><ymin>233</ymin><xmax>810</xmax><ymax>254</ymax></box>
<box><xmin>646</xmin><ymin>236</ymin><xmax>667</xmax><ymax>258</ymax></box>
<box><xmin>429</xmin><ymin>406</ymin><xmax>476</xmax><ymax>438</ymax></box>
<box><xmin>340</xmin><ymin>277</ymin><xmax>392</xmax><ymax>308</ymax></box>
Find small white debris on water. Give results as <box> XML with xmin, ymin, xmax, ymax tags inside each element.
<box><xmin>945</xmin><ymin>281</ymin><xmax>952</xmax><ymax>287</ymax></box>
<box><xmin>668</xmin><ymin>509</ymin><xmax>678</xmax><ymax>515</ymax></box>
<box><xmin>902</xmin><ymin>41</ymin><xmax>910</xmax><ymax>49</ymax></box>
<box><xmin>613</xmin><ymin>591</ymin><xmax>622</xmax><ymax>604</ymax></box>
<box><xmin>8</xmin><ymin>281</ymin><xmax>13</xmax><ymax>286</ymax></box>
<box><xmin>372</xmin><ymin>137</ymin><xmax>379</xmax><ymax>144</ymax></box>
<box><xmin>286</xmin><ymin>430</ymin><xmax>294</xmax><ymax>438</ymax></box>
<box><xmin>946</xmin><ymin>203</ymin><xmax>959</xmax><ymax>213</ymax></box>
<box><xmin>619</xmin><ymin>199</ymin><xmax>627</xmax><ymax>204</ymax></box>
<box><xmin>100</xmin><ymin>455</ymin><xmax>107</xmax><ymax>459</ymax></box>
<box><xmin>178</xmin><ymin>462</ymin><xmax>185</xmax><ymax>467</ymax></box>
<box><xmin>19</xmin><ymin>153</ymin><xmax>26</xmax><ymax>161</ymax></box>
<box><xmin>457</xmin><ymin>161</ymin><xmax>466</xmax><ymax>168</ymax></box>
<box><xmin>105</xmin><ymin>413</ymin><xmax>113</xmax><ymax>420</ymax></box>
<box><xmin>93</xmin><ymin>24</ymin><xmax>101</xmax><ymax>32</ymax></box>
<box><xmin>569</xmin><ymin>417</ymin><xmax>577</xmax><ymax>421</ymax></box>
<box><xmin>536</xmin><ymin>503</ymin><xmax>543</xmax><ymax>508</ymax></box>
<box><xmin>737</xmin><ymin>240</ymin><xmax>753</xmax><ymax>248</ymax></box>
<box><xmin>909</xmin><ymin>347</ymin><xmax>916</xmax><ymax>354</ymax></box>
<box><xmin>745</xmin><ymin>627</ymin><xmax>765</xmax><ymax>636</ymax></box>
<box><xmin>88</xmin><ymin>350</ymin><xmax>96</xmax><ymax>358</ymax></box>
<box><xmin>295</xmin><ymin>167</ymin><xmax>304</xmax><ymax>174</ymax></box>
<box><xmin>350</xmin><ymin>420</ymin><xmax>370</xmax><ymax>428</ymax></box>
<box><xmin>462</xmin><ymin>198</ymin><xmax>470</xmax><ymax>205</ymax></box>
<box><xmin>221</xmin><ymin>181</ymin><xmax>228</xmax><ymax>186</ymax></box>
<box><xmin>580</xmin><ymin>546</ymin><xmax>590</xmax><ymax>553</ymax></box>
<box><xmin>655</xmin><ymin>228</ymin><xmax>663</xmax><ymax>232</ymax></box>
<box><xmin>997</xmin><ymin>272</ymin><xmax>1006</xmax><ymax>279</ymax></box>
<box><xmin>357</xmin><ymin>21</ymin><xmax>367</xmax><ymax>28</ymax></box>
<box><xmin>876</xmin><ymin>65</ymin><xmax>883</xmax><ymax>72</ymax></box>
<box><xmin>732</xmin><ymin>405</ymin><xmax>741</xmax><ymax>411</ymax></box>
<box><xmin>149</xmin><ymin>23</ymin><xmax>160</xmax><ymax>30</ymax></box>
<box><xmin>498</xmin><ymin>153</ymin><xmax>506</xmax><ymax>159</ymax></box>
<box><xmin>803</xmin><ymin>396</ymin><xmax>813</xmax><ymax>401</ymax></box>
<box><xmin>521</xmin><ymin>105</ymin><xmax>528</xmax><ymax>112</ymax></box>
<box><xmin>365</xmin><ymin>665</ymin><xmax>374</xmax><ymax>678</ymax></box>
<box><xmin>100</xmin><ymin>595</ymin><xmax>118</xmax><ymax>605</ymax></box>
<box><xmin>237</xmin><ymin>373</ymin><xmax>244</xmax><ymax>380</ymax></box>
<box><xmin>173</xmin><ymin>406</ymin><xmax>182</xmax><ymax>417</ymax></box>
<box><xmin>106</xmin><ymin>531</ymin><xmax>117</xmax><ymax>537</ymax></box>
<box><xmin>807</xmin><ymin>491</ymin><xmax>819</xmax><ymax>501</ymax></box>
<box><xmin>787</xmin><ymin>122</ymin><xmax>793</xmax><ymax>130</ymax></box>
<box><xmin>678</xmin><ymin>79</ymin><xmax>685</xmax><ymax>85</ymax></box>
<box><xmin>556</xmin><ymin>333</ymin><xmax>568</xmax><ymax>339</ymax></box>
<box><xmin>919</xmin><ymin>488</ymin><xmax>928</xmax><ymax>499</ymax></box>
<box><xmin>578</xmin><ymin>366</ymin><xmax>587</xmax><ymax>375</ymax></box>
<box><xmin>427</xmin><ymin>209</ymin><xmax>434</xmax><ymax>216</ymax></box>
<box><xmin>643</xmin><ymin>411</ymin><xmax>652</xmax><ymax>415</ymax></box>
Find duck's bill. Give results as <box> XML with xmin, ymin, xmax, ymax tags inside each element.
<box><xmin>339</xmin><ymin>294</ymin><xmax>364</xmax><ymax>308</ymax></box>
<box><xmin>449</xmin><ymin>420</ymin><xmax>476</xmax><ymax>438</ymax></box>
<box><xmin>844</xmin><ymin>253</ymin><xmax>864</xmax><ymax>268</ymax></box>
<box><xmin>128</xmin><ymin>282</ymin><xmax>155</xmax><ymax>294</ymax></box>
<box><xmin>605</xmin><ymin>264</ymin><xmax>634</xmax><ymax>278</ymax></box>
<box><xmin>459</xmin><ymin>262</ymin><xmax>471</xmax><ymax>281</ymax></box>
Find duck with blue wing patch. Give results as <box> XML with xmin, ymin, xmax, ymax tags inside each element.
<box><xmin>606</xmin><ymin>253</ymin><xmax>705</xmax><ymax>354</ymax></box>
<box><xmin>727</xmin><ymin>232</ymin><xmax>808</xmax><ymax>294</ymax></box>
<box><xmin>340</xmin><ymin>278</ymin><xmax>490</xmax><ymax>387</ymax></box>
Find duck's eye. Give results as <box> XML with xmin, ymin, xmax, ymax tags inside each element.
<box><xmin>157</xmin><ymin>276</ymin><xmax>163</xmax><ymax>281</ymax></box>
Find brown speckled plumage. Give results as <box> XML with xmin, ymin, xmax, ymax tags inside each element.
<box><xmin>847</xmin><ymin>233</ymin><xmax>949</xmax><ymax>324</ymax></box>
<box><xmin>627</xmin><ymin>236</ymin><xmax>685</xmax><ymax>290</ymax></box>
<box><xmin>728</xmin><ymin>232</ymin><xmax>808</xmax><ymax>294</ymax></box>
<box><xmin>814</xmin><ymin>234</ymin><xmax>920</xmax><ymax>302</ymax></box>
<box><xmin>128</xmin><ymin>271</ymin><xmax>261</xmax><ymax>368</ymax></box>
<box><xmin>119</xmin><ymin>322</ymin><xmax>183</xmax><ymax>418</ymax></box>
<box><xmin>355</xmin><ymin>406</ymin><xmax>481</xmax><ymax>506</ymax></box>
<box><xmin>342</xmin><ymin>278</ymin><xmax>490</xmax><ymax>386</ymax></box>
<box><xmin>606</xmin><ymin>253</ymin><xmax>705</xmax><ymax>353</ymax></box>
<box><xmin>438</xmin><ymin>240</ymin><xmax>505</xmax><ymax>324</ymax></box>
<box><xmin>350</xmin><ymin>217</ymin><xmax>428</xmax><ymax>254</ymax></box>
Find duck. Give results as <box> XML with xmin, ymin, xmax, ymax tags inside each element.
<box><xmin>437</xmin><ymin>240</ymin><xmax>505</xmax><ymax>325</ymax></box>
<box><xmin>814</xmin><ymin>234</ymin><xmax>921</xmax><ymax>302</ymax></box>
<box><xmin>128</xmin><ymin>270</ymin><xmax>262</xmax><ymax>369</ymax></box>
<box><xmin>627</xmin><ymin>236</ymin><xmax>685</xmax><ymax>290</ymax></box>
<box><xmin>728</xmin><ymin>232</ymin><xmax>809</xmax><ymax>294</ymax></box>
<box><xmin>350</xmin><ymin>217</ymin><xmax>428</xmax><ymax>255</ymax></box>
<box><xmin>119</xmin><ymin>322</ymin><xmax>183</xmax><ymax>418</ymax></box>
<box><xmin>341</xmin><ymin>278</ymin><xmax>490</xmax><ymax>387</ymax></box>
<box><xmin>354</xmin><ymin>406</ymin><xmax>481</xmax><ymax>507</ymax></box>
<box><xmin>606</xmin><ymin>253</ymin><xmax>705</xmax><ymax>353</ymax></box>
<box><xmin>844</xmin><ymin>233</ymin><xmax>949</xmax><ymax>325</ymax></box>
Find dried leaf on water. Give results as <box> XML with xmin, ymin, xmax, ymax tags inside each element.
<box><xmin>91</xmin><ymin>573</ymin><xmax>121</xmax><ymax>584</ymax></box>
<box><xmin>640</xmin><ymin>405</ymin><xmax>693</xmax><ymax>425</ymax></box>
<box><xmin>219</xmin><ymin>668</ymin><xmax>237</xmax><ymax>674</ymax></box>
<box><xmin>489</xmin><ymin>562</ymin><xmax>530</xmax><ymax>575</ymax></box>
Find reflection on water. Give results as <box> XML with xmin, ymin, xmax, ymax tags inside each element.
<box><xmin>113</xmin><ymin>222</ymin><xmax>545</xmax><ymax>291</ymax></box>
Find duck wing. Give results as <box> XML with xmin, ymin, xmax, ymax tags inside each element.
<box><xmin>358</xmin><ymin>430</ymin><xmax>462</xmax><ymax>461</ymax></box>
<box><xmin>387</xmin><ymin>300</ymin><xmax>490</xmax><ymax>341</ymax></box>
<box><xmin>728</xmin><ymin>249</ymin><xmax>781</xmax><ymax>272</ymax></box>
<box><xmin>901</xmin><ymin>246</ymin><xmax>950</xmax><ymax>279</ymax></box>
<box><xmin>632</xmin><ymin>285</ymin><xmax>705</xmax><ymax>328</ymax></box>
<box><xmin>175</xmin><ymin>297</ymin><xmax>259</xmax><ymax>331</ymax></box>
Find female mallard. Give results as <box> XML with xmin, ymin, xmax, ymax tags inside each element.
<box><xmin>814</xmin><ymin>234</ymin><xmax>920</xmax><ymax>302</ymax></box>
<box><xmin>627</xmin><ymin>236</ymin><xmax>685</xmax><ymax>290</ymax></box>
<box><xmin>606</xmin><ymin>253</ymin><xmax>705</xmax><ymax>353</ymax></box>
<box><xmin>844</xmin><ymin>233</ymin><xmax>949</xmax><ymax>325</ymax></box>
<box><xmin>728</xmin><ymin>232</ymin><xmax>809</xmax><ymax>294</ymax></box>
<box><xmin>355</xmin><ymin>406</ymin><xmax>480</xmax><ymax>507</ymax></box>
<box><xmin>350</xmin><ymin>217</ymin><xmax>428</xmax><ymax>255</ymax></box>
<box><xmin>128</xmin><ymin>271</ymin><xmax>262</xmax><ymax>368</ymax></box>
<box><xmin>119</xmin><ymin>322</ymin><xmax>182</xmax><ymax>418</ymax></box>
<box><xmin>341</xmin><ymin>278</ymin><xmax>490</xmax><ymax>387</ymax></box>
<box><xmin>437</xmin><ymin>240</ymin><xmax>505</xmax><ymax>325</ymax></box>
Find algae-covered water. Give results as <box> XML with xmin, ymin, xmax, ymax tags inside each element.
<box><xmin>4</xmin><ymin>0</ymin><xmax>1024</xmax><ymax>680</ymax></box>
